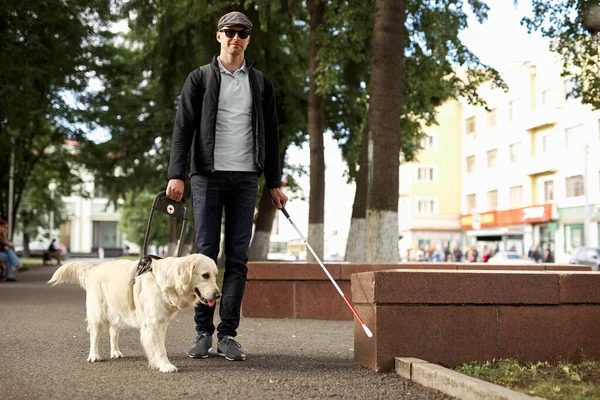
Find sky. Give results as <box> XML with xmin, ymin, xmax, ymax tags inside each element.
<box><xmin>458</xmin><ymin>0</ymin><xmax>549</xmax><ymax>73</ymax></box>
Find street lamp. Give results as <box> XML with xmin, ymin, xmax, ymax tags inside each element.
<box><xmin>582</xmin><ymin>4</ymin><xmax>599</xmax><ymax>245</ymax></box>
<box><xmin>48</xmin><ymin>182</ymin><xmax>57</xmax><ymax>240</ymax></box>
<box><xmin>583</xmin><ymin>144</ymin><xmax>590</xmax><ymax>246</ymax></box>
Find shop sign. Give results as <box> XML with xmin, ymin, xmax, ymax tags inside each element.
<box><xmin>522</xmin><ymin>205</ymin><xmax>547</xmax><ymax>221</ymax></box>
<box><xmin>496</xmin><ymin>204</ymin><xmax>553</xmax><ymax>225</ymax></box>
<box><xmin>460</xmin><ymin>211</ymin><xmax>496</xmax><ymax>229</ymax></box>
<box><xmin>461</xmin><ymin>204</ymin><xmax>553</xmax><ymax>229</ymax></box>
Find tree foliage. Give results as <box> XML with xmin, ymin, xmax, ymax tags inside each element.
<box><xmin>0</xmin><ymin>0</ymin><xmax>116</xmax><ymax>235</ymax></box>
<box><xmin>318</xmin><ymin>0</ymin><xmax>506</xmax><ymax>182</ymax></box>
<box><xmin>119</xmin><ymin>192</ymin><xmax>170</xmax><ymax>249</ymax></box>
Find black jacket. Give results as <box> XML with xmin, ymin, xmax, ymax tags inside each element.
<box><xmin>167</xmin><ymin>56</ymin><xmax>281</xmax><ymax>188</ymax></box>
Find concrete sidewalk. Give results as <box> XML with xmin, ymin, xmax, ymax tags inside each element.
<box><xmin>0</xmin><ymin>263</ymin><xmax>454</xmax><ymax>400</ymax></box>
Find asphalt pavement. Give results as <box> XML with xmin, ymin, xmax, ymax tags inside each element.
<box><xmin>0</xmin><ymin>260</ymin><xmax>455</xmax><ymax>400</ymax></box>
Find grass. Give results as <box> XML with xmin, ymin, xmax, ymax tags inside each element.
<box><xmin>456</xmin><ymin>358</ymin><xmax>600</xmax><ymax>399</ymax></box>
<box><xmin>20</xmin><ymin>258</ymin><xmax>45</xmax><ymax>266</ymax></box>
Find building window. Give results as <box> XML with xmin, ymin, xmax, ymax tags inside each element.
<box><xmin>564</xmin><ymin>77</ymin><xmax>576</xmax><ymax>100</ymax></box>
<box><xmin>94</xmin><ymin>184</ymin><xmax>106</xmax><ymax>198</ymax></box>
<box><xmin>542</xmin><ymin>89</ymin><xmax>553</xmax><ymax>107</ymax></box>
<box><xmin>566</xmin><ymin>175</ymin><xmax>584</xmax><ymax>197</ymax></box>
<box><xmin>487</xmin><ymin>149</ymin><xmax>497</xmax><ymax>168</ymax></box>
<box><xmin>466</xmin><ymin>194</ymin><xmax>476</xmax><ymax>213</ymax></box>
<box><xmin>544</xmin><ymin>180</ymin><xmax>554</xmax><ymax>202</ymax></box>
<box><xmin>417</xmin><ymin>167</ymin><xmax>436</xmax><ymax>183</ymax></box>
<box><xmin>509</xmin><ymin>142</ymin><xmax>522</xmax><ymax>163</ymax></box>
<box><xmin>565</xmin><ymin>124</ymin><xmax>584</xmax><ymax>150</ymax></box>
<box><xmin>508</xmin><ymin>101</ymin><xmax>514</xmax><ymax>120</ymax></box>
<box><xmin>420</xmin><ymin>133</ymin><xmax>438</xmax><ymax>151</ymax></box>
<box><xmin>565</xmin><ymin>224</ymin><xmax>584</xmax><ymax>252</ymax></box>
<box><xmin>487</xmin><ymin>190</ymin><xmax>498</xmax><ymax>210</ymax></box>
<box><xmin>416</xmin><ymin>198</ymin><xmax>437</xmax><ymax>214</ymax></box>
<box><xmin>487</xmin><ymin>108</ymin><xmax>497</xmax><ymax>127</ymax></box>
<box><xmin>510</xmin><ymin>185</ymin><xmax>523</xmax><ymax>208</ymax></box>
<box><xmin>542</xmin><ymin>133</ymin><xmax>555</xmax><ymax>154</ymax></box>
<box><xmin>466</xmin><ymin>117</ymin><xmax>476</xmax><ymax>135</ymax></box>
<box><xmin>466</xmin><ymin>155</ymin><xmax>476</xmax><ymax>173</ymax></box>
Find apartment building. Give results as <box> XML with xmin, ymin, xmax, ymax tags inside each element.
<box><xmin>459</xmin><ymin>53</ymin><xmax>600</xmax><ymax>262</ymax></box>
<box><xmin>398</xmin><ymin>100</ymin><xmax>464</xmax><ymax>256</ymax></box>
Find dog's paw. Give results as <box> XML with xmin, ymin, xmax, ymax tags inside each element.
<box><xmin>158</xmin><ymin>363</ymin><xmax>178</xmax><ymax>373</ymax></box>
<box><xmin>110</xmin><ymin>350</ymin><xmax>123</xmax><ymax>359</ymax></box>
<box><xmin>87</xmin><ymin>353</ymin><xmax>102</xmax><ymax>362</ymax></box>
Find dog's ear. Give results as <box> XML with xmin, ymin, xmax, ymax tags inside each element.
<box><xmin>174</xmin><ymin>257</ymin><xmax>195</xmax><ymax>289</ymax></box>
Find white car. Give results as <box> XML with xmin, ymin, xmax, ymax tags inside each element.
<box><xmin>487</xmin><ymin>251</ymin><xmax>536</xmax><ymax>264</ymax></box>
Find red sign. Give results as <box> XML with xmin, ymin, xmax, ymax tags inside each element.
<box><xmin>461</xmin><ymin>204</ymin><xmax>553</xmax><ymax>229</ymax></box>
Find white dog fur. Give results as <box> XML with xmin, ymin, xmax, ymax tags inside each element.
<box><xmin>48</xmin><ymin>254</ymin><xmax>221</xmax><ymax>372</ymax></box>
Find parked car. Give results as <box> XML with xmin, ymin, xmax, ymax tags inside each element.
<box><xmin>487</xmin><ymin>251</ymin><xmax>536</xmax><ymax>264</ymax></box>
<box><xmin>14</xmin><ymin>240</ymin><xmax>69</xmax><ymax>259</ymax></box>
<box><xmin>569</xmin><ymin>247</ymin><xmax>600</xmax><ymax>271</ymax></box>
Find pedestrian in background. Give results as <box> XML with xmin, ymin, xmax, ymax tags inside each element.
<box><xmin>166</xmin><ymin>11</ymin><xmax>288</xmax><ymax>362</ymax></box>
<box><xmin>0</xmin><ymin>219</ymin><xmax>23</xmax><ymax>282</ymax></box>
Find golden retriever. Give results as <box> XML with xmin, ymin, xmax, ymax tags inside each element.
<box><xmin>48</xmin><ymin>254</ymin><xmax>221</xmax><ymax>372</ymax></box>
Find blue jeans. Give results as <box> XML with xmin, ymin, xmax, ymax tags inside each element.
<box><xmin>0</xmin><ymin>248</ymin><xmax>20</xmax><ymax>279</ymax></box>
<box><xmin>191</xmin><ymin>171</ymin><xmax>259</xmax><ymax>339</ymax></box>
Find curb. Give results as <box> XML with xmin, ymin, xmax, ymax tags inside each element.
<box><xmin>395</xmin><ymin>357</ymin><xmax>544</xmax><ymax>400</ymax></box>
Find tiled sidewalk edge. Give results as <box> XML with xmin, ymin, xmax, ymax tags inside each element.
<box><xmin>395</xmin><ymin>357</ymin><xmax>544</xmax><ymax>400</ymax></box>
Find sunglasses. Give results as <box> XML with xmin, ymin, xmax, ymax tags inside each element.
<box><xmin>219</xmin><ymin>29</ymin><xmax>250</xmax><ymax>39</ymax></box>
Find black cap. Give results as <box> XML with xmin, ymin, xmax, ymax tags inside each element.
<box><xmin>218</xmin><ymin>11</ymin><xmax>253</xmax><ymax>31</ymax></box>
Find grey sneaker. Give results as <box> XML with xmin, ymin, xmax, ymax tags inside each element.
<box><xmin>188</xmin><ymin>333</ymin><xmax>212</xmax><ymax>358</ymax></box>
<box><xmin>217</xmin><ymin>336</ymin><xmax>246</xmax><ymax>361</ymax></box>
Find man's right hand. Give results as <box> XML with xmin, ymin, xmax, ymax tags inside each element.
<box><xmin>166</xmin><ymin>179</ymin><xmax>185</xmax><ymax>202</ymax></box>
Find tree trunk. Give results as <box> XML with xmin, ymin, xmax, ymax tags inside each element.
<box><xmin>345</xmin><ymin>124</ymin><xmax>369</xmax><ymax>262</ymax></box>
<box><xmin>307</xmin><ymin>0</ymin><xmax>325</xmax><ymax>262</ymax></box>
<box><xmin>365</xmin><ymin>0</ymin><xmax>405</xmax><ymax>262</ymax></box>
<box><xmin>248</xmin><ymin>183</ymin><xmax>278</xmax><ymax>261</ymax></box>
<box><xmin>23</xmin><ymin>232</ymin><xmax>31</xmax><ymax>258</ymax></box>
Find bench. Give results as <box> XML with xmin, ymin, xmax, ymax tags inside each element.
<box><xmin>242</xmin><ymin>262</ymin><xmax>595</xmax><ymax>373</ymax></box>
<box><xmin>352</xmin><ymin>268</ymin><xmax>600</xmax><ymax>372</ymax></box>
<box><xmin>242</xmin><ymin>262</ymin><xmax>589</xmax><ymax>321</ymax></box>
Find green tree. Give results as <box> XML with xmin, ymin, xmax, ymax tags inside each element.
<box><xmin>364</xmin><ymin>0</ymin><xmax>405</xmax><ymax>262</ymax></box>
<box><xmin>307</xmin><ymin>0</ymin><xmax>326</xmax><ymax>261</ymax></box>
<box><xmin>84</xmin><ymin>1</ymin><xmax>308</xmax><ymax>260</ymax></box>
<box><xmin>316</xmin><ymin>0</ymin><xmax>505</xmax><ymax>261</ymax></box>
<box><xmin>119</xmin><ymin>192</ymin><xmax>170</xmax><ymax>250</ymax></box>
<box><xmin>0</xmin><ymin>0</ymin><xmax>116</xmax><ymax>236</ymax></box>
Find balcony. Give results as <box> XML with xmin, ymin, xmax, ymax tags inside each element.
<box><xmin>526</xmin><ymin>154</ymin><xmax>558</xmax><ymax>176</ymax></box>
<box><xmin>523</xmin><ymin>106</ymin><xmax>561</xmax><ymax>131</ymax></box>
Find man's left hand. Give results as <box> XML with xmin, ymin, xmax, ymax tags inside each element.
<box><xmin>270</xmin><ymin>187</ymin><xmax>288</xmax><ymax>209</ymax></box>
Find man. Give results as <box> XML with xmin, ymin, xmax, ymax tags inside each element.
<box><xmin>165</xmin><ymin>11</ymin><xmax>288</xmax><ymax>362</ymax></box>
<box><xmin>0</xmin><ymin>219</ymin><xmax>23</xmax><ymax>282</ymax></box>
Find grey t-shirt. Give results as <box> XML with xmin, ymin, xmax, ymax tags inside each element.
<box><xmin>214</xmin><ymin>57</ymin><xmax>257</xmax><ymax>172</ymax></box>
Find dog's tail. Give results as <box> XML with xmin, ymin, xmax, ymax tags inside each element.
<box><xmin>48</xmin><ymin>262</ymin><xmax>94</xmax><ymax>289</ymax></box>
